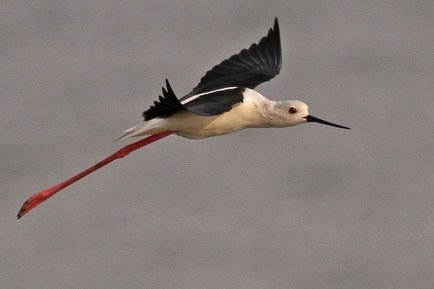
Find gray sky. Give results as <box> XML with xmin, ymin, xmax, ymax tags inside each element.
<box><xmin>2</xmin><ymin>1</ymin><xmax>434</xmax><ymax>288</ymax></box>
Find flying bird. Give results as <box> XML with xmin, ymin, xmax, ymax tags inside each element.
<box><xmin>17</xmin><ymin>18</ymin><xmax>349</xmax><ymax>219</ymax></box>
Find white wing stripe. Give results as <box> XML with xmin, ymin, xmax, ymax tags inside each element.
<box><xmin>180</xmin><ymin>87</ymin><xmax>239</xmax><ymax>105</ymax></box>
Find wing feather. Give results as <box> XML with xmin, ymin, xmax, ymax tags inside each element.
<box><xmin>181</xmin><ymin>18</ymin><xmax>281</xmax><ymax>98</ymax></box>
<box><xmin>141</xmin><ymin>19</ymin><xmax>282</xmax><ymax>121</ymax></box>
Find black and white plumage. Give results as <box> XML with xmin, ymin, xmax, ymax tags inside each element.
<box><xmin>17</xmin><ymin>18</ymin><xmax>350</xmax><ymax>219</ymax></box>
<box><xmin>119</xmin><ymin>18</ymin><xmax>349</xmax><ymax>140</ymax></box>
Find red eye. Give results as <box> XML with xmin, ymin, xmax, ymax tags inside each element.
<box><xmin>288</xmin><ymin>106</ymin><xmax>297</xmax><ymax>114</ymax></box>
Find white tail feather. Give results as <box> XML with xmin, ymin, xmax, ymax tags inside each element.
<box><xmin>116</xmin><ymin>119</ymin><xmax>162</xmax><ymax>141</ymax></box>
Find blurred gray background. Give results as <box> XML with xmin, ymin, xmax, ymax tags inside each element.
<box><xmin>1</xmin><ymin>1</ymin><xmax>433</xmax><ymax>288</ymax></box>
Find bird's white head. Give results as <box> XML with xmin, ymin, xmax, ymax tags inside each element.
<box><xmin>269</xmin><ymin>100</ymin><xmax>350</xmax><ymax>130</ymax></box>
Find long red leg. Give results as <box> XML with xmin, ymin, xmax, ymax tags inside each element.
<box><xmin>17</xmin><ymin>131</ymin><xmax>176</xmax><ymax>219</ymax></box>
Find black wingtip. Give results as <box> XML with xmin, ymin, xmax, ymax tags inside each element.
<box><xmin>184</xmin><ymin>18</ymin><xmax>283</xmax><ymax>96</ymax></box>
<box><xmin>271</xmin><ymin>17</ymin><xmax>281</xmax><ymax>71</ymax></box>
<box><xmin>271</xmin><ymin>18</ymin><xmax>280</xmax><ymax>38</ymax></box>
<box><xmin>165</xmin><ymin>79</ymin><xmax>174</xmax><ymax>96</ymax></box>
<box><xmin>142</xmin><ymin>79</ymin><xmax>184</xmax><ymax>121</ymax></box>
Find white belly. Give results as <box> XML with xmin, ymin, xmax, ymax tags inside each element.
<box><xmin>166</xmin><ymin>104</ymin><xmax>263</xmax><ymax>139</ymax></box>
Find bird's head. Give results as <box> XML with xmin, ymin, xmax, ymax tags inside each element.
<box><xmin>272</xmin><ymin>100</ymin><xmax>350</xmax><ymax>129</ymax></box>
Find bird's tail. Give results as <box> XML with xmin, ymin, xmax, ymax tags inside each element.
<box><xmin>116</xmin><ymin>119</ymin><xmax>162</xmax><ymax>141</ymax></box>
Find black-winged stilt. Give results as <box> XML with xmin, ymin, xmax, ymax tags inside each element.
<box><xmin>18</xmin><ymin>18</ymin><xmax>349</xmax><ymax>219</ymax></box>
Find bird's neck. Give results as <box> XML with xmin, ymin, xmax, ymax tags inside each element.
<box><xmin>241</xmin><ymin>89</ymin><xmax>290</xmax><ymax>128</ymax></box>
<box><xmin>261</xmin><ymin>101</ymin><xmax>291</xmax><ymax>128</ymax></box>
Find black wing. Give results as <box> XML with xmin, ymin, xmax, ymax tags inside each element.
<box><xmin>141</xmin><ymin>81</ymin><xmax>244</xmax><ymax>120</ymax></box>
<box><xmin>180</xmin><ymin>17</ymin><xmax>281</xmax><ymax>99</ymax></box>
<box><xmin>142</xmin><ymin>19</ymin><xmax>281</xmax><ymax>121</ymax></box>
<box><xmin>142</xmin><ymin>79</ymin><xmax>184</xmax><ymax>121</ymax></box>
<box><xmin>181</xmin><ymin>87</ymin><xmax>245</xmax><ymax>116</ymax></box>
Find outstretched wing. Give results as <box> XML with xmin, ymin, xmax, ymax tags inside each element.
<box><xmin>181</xmin><ymin>17</ymin><xmax>281</xmax><ymax>99</ymax></box>
<box><xmin>142</xmin><ymin>79</ymin><xmax>184</xmax><ymax>121</ymax></box>
<box><xmin>142</xmin><ymin>81</ymin><xmax>245</xmax><ymax>120</ymax></box>
<box><xmin>142</xmin><ymin>19</ymin><xmax>282</xmax><ymax>121</ymax></box>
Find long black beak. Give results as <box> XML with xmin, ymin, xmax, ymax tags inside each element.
<box><xmin>304</xmin><ymin>115</ymin><xmax>350</xmax><ymax>130</ymax></box>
